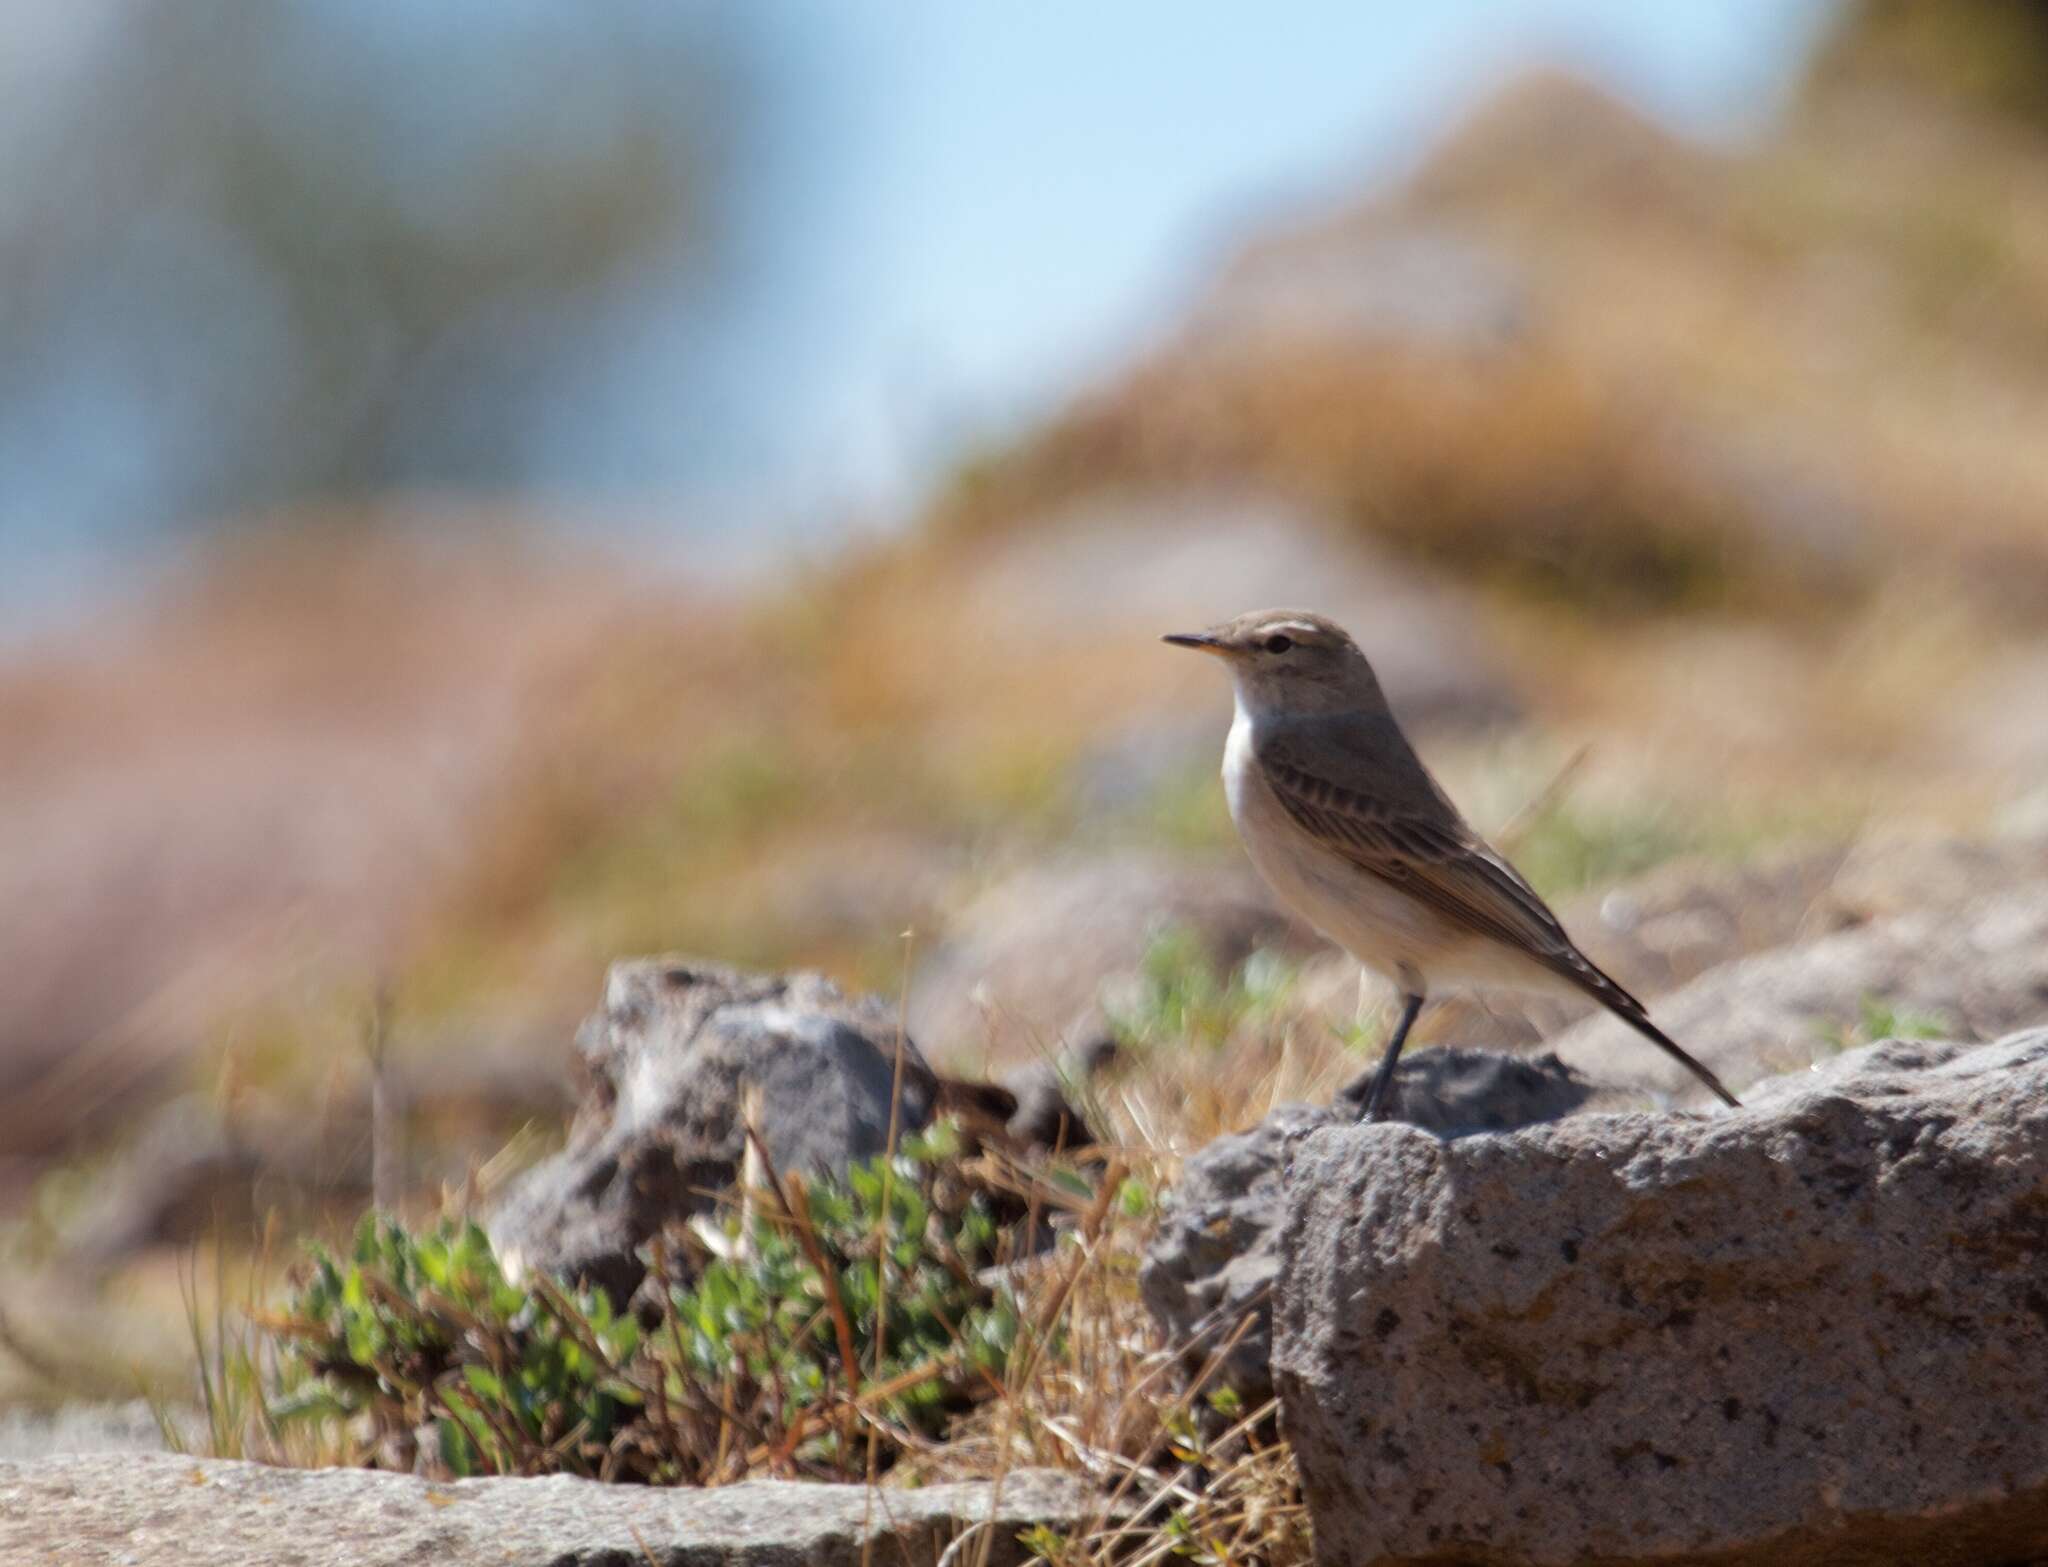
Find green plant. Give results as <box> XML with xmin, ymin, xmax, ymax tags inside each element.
<box><xmin>269</xmin><ymin>1215</ymin><xmax>644</xmax><ymax>1478</ymax></box>
<box><xmin>255</xmin><ymin>1125</ymin><xmax>1023</xmax><ymax>1482</ymax></box>
<box><xmin>1109</xmin><ymin>928</ymin><xmax>1298</xmax><ymax>1054</ymax></box>
<box><xmin>1502</xmin><ymin>801</ymin><xmax>1710</xmax><ymax>899</ymax></box>
<box><xmin>668</xmin><ymin>1121</ymin><xmax>1019</xmax><ymax>1464</ymax></box>
<box><xmin>1817</xmin><ymin>993</ymin><xmax>1952</xmax><ymax>1055</ymax></box>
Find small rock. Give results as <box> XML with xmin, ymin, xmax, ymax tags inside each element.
<box><xmin>0</xmin><ymin>1401</ymin><xmax>182</xmax><ymax>1460</ymax></box>
<box><xmin>1821</xmin><ymin>828</ymin><xmax>2048</xmax><ymax>922</ymax></box>
<box><xmin>1331</xmin><ymin>1045</ymin><xmax>1597</xmax><ymax>1129</ymax></box>
<box><xmin>64</xmin><ymin>1095</ymin><xmax>264</xmax><ymax>1266</ymax></box>
<box><xmin>1140</xmin><ymin>1048</ymin><xmax>1594</xmax><ymax>1410</ymax></box>
<box><xmin>488</xmin><ymin>958</ymin><xmax>938</xmax><ymax>1303</ymax></box>
<box><xmin>1000</xmin><ymin>1037</ymin><xmax>1118</xmax><ymax>1151</ymax></box>
<box><xmin>0</xmin><ymin>1452</ymin><xmax>1110</xmax><ymax>1567</ymax></box>
<box><xmin>1334</xmin><ymin>844</ymin><xmax>1860</xmax><ymax>1057</ymax></box>
<box><xmin>1275</xmin><ymin>1029</ymin><xmax>2048</xmax><ymax>1566</ymax></box>
<box><xmin>1935</xmin><ymin>646</ymin><xmax>2048</xmax><ymax>780</ymax></box>
<box><xmin>910</xmin><ymin>852</ymin><xmax>1308</xmax><ymax>1073</ymax></box>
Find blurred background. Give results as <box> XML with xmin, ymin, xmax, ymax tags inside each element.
<box><xmin>7</xmin><ymin>0</ymin><xmax>2048</xmax><ymax>1403</ymax></box>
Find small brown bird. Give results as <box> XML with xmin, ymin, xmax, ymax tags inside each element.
<box><xmin>1165</xmin><ymin>608</ymin><xmax>1740</xmax><ymax>1120</ymax></box>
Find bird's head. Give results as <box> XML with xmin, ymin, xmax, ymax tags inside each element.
<box><xmin>1162</xmin><ymin>608</ymin><xmax>1385</xmax><ymax>717</ymax></box>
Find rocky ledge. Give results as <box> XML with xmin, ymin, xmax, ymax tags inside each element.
<box><xmin>1275</xmin><ymin>1028</ymin><xmax>2048</xmax><ymax>1566</ymax></box>
<box><xmin>0</xmin><ymin>1454</ymin><xmax>1108</xmax><ymax>1567</ymax></box>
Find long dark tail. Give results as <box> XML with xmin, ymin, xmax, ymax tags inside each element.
<box><xmin>1556</xmin><ymin>953</ymin><xmax>1742</xmax><ymax>1109</ymax></box>
<box><xmin>1615</xmin><ymin>1007</ymin><xmax>1742</xmax><ymax>1109</ymax></box>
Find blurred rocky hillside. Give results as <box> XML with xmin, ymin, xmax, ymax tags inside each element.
<box><xmin>6</xmin><ymin>6</ymin><xmax>2048</xmax><ymax>1365</ymax></box>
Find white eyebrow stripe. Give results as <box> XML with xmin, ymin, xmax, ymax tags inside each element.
<box><xmin>1264</xmin><ymin>621</ymin><xmax>1320</xmax><ymax>638</ymax></box>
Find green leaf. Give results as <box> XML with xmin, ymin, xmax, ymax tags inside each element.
<box><xmin>265</xmin><ymin>1386</ymin><xmax>353</xmax><ymax>1427</ymax></box>
<box><xmin>461</xmin><ymin>1365</ymin><xmax>505</xmax><ymax>1404</ymax></box>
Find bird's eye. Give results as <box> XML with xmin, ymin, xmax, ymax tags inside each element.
<box><xmin>1263</xmin><ymin>634</ymin><xmax>1294</xmax><ymax>654</ymax></box>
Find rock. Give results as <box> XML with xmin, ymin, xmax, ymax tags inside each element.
<box><xmin>1419</xmin><ymin>834</ymin><xmax>2048</xmax><ymax>1060</ymax></box>
<box><xmin>1566</xmin><ymin>844</ymin><xmax>1858</xmax><ymax>1002</ymax></box>
<box><xmin>1820</xmin><ymin>828</ymin><xmax>2048</xmax><ymax>924</ymax></box>
<box><xmin>1141</xmin><ymin>1104</ymin><xmax>1337</xmax><ymax>1413</ymax></box>
<box><xmin>1548</xmin><ymin>882</ymin><xmax>2048</xmax><ymax>1105</ymax></box>
<box><xmin>1935</xmin><ymin>645</ymin><xmax>2048</xmax><ymax>780</ymax></box>
<box><xmin>0</xmin><ymin>533</ymin><xmax>648</xmax><ymax>1167</ymax></box>
<box><xmin>910</xmin><ymin>852</ymin><xmax>1310</xmax><ymax>1073</ymax></box>
<box><xmin>1140</xmin><ymin>1049</ymin><xmax>1596</xmax><ymax>1410</ymax></box>
<box><xmin>488</xmin><ymin>958</ymin><xmax>938</xmax><ymax>1303</ymax></box>
<box><xmin>66</xmin><ymin>1042</ymin><xmax>574</xmax><ymax>1265</ymax></box>
<box><xmin>1000</xmin><ymin>1036</ymin><xmax>1118</xmax><ymax>1150</ymax></box>
<box><xmin>749</xmin><ymin>829</ymin><xmax>958</xmax><ymax>955</ymax></box>
<box><xmin>0</xmin><ymin>1401</ymin><xmax>180</xmax><ymax>1460</ymax></box>
<box><xmin>1330</xmin><ymin>1045</ymin><xmax>1599</xmax><ymax>1130</ymax></box>
<box><xmin>63</xmin><ymin>1095</ymin><xmax>265</xmax><ymax>1266</ymax></box>
<box><xmin>0</xmin><ymin>1452</ymin><xmax>1110</xmax><ymax>1567</ymax></box>
<box><xmin>1274</xmin><ymin>1030</ymin><xmax>2048</xmax><ymax>1566</ymax></box>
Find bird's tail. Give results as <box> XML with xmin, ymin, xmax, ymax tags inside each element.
<box><xmin>1555</xmin><ymin>953</ymin><xmax>1742</xmax><ymax>1109</ymax></box>
<box><xmin>1616</xmin><ymin>1008</ymin><xmax>1741</xmax><ymax>1109</ymax></box>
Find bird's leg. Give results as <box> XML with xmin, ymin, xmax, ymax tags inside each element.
<box><xmin>1342</xmin><ymin>991</ymin><xmax>1425</xmax><ymax>1123</ymax></box>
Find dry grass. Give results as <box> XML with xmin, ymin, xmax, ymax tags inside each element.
<box><xmin>140</xmin><ymin>937</ymin><xmax>1373</xmax><ymax>1563</ymax></box>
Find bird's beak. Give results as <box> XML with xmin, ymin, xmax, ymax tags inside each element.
<box><xmin>1162</xmin><ymin>631</ymin><xmax>1227</xmax><ymax>655</ymax></box>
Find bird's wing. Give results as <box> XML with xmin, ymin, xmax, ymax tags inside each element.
<box><xmin>1252</xmin><ymin>733</ymin><xmax>1642</xmax><ymax>1012</ymax></box>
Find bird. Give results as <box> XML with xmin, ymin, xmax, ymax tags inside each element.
<box><xmin>1163</xmin><ymin>608</ymin><xmax>1740</xmax><ymax>1121</ymax></box>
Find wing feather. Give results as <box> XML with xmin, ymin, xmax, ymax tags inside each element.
<box><xmin>1253</xmin><ymin>736</ymin><xmax>1648</xmax><ymax>1016</ymax></box>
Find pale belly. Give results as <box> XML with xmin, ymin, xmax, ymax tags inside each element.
<box><xmin>1221</xmin><ymin>709</ymin><xmax>1569</xmax><ymax>1000</ymax></box>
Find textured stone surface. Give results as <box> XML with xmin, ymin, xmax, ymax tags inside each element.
<box><xmin>1275</xmin><ymin>1030</ymin><xmax>2048</xmax><ymax>1566</ymax></box>
<box><xmin>1141</xmin><ymin>1049</ymin><xmax>1596</xmax><ymax>1409</ymax></box>
<box><xmin>489</xmin><ymin>958</ymin><xmax>937</xmax><ymax>1302</ymax></box>
<box><xmin>1143</xmin><ymin>1103</ymin><xmax>1338</xmax><ymax>1411</ymax></box>
<box><xmin>1548</xmin><ymin>884</ymin><xmax>2048</xmax><ymax>1105</ymax></box>
<box><xmin>0</xmin><ymin>1453</ymin><xmax>1107</xmax><ymax>1567</ymax></box>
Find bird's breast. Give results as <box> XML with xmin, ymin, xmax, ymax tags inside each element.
<box><xmin>1221</xmin><ymin>707</ymin><xmax>1485</xmax><ymax>989</ymax></box>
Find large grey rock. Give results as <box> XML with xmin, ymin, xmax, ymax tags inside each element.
<box><xmin>0</xmin><ymin>1453</ymin><xmax>1107</xmax><ymax>1567</ymax></box>
<box><xmin>1275</xmin><ymin>1030</ymin><xmax>2048</xmax><ymax>1566</ymax></box>
<box><xmin>489</xmin><ymin>959</ymin><xmax>937</xmax><ymax>1303</ymax></box>
<box><xmin>1549</xmin><ymin>883</ymin><xmax>2048</xmax><ymax>1105</ymax></box>
<box><xmin>1141</xmin><ymin>1049</ymin><xmax>1596</xmax><ymax>1411</ymax></box>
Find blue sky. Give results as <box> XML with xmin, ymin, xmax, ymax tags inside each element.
<box><xmin>808</xmin><ymin>1</ymin><xmax>1831</xmax><ymax>490</ymax></box>
<box><xmin>707</xmin><ymin>0</ymin><xmax>1835</xmax><ymax>526</ymax></box>
<box><xmin>0</xmin><ymin>1</ymin><xmax>1835</xmax><ymax>618</ymax></box>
